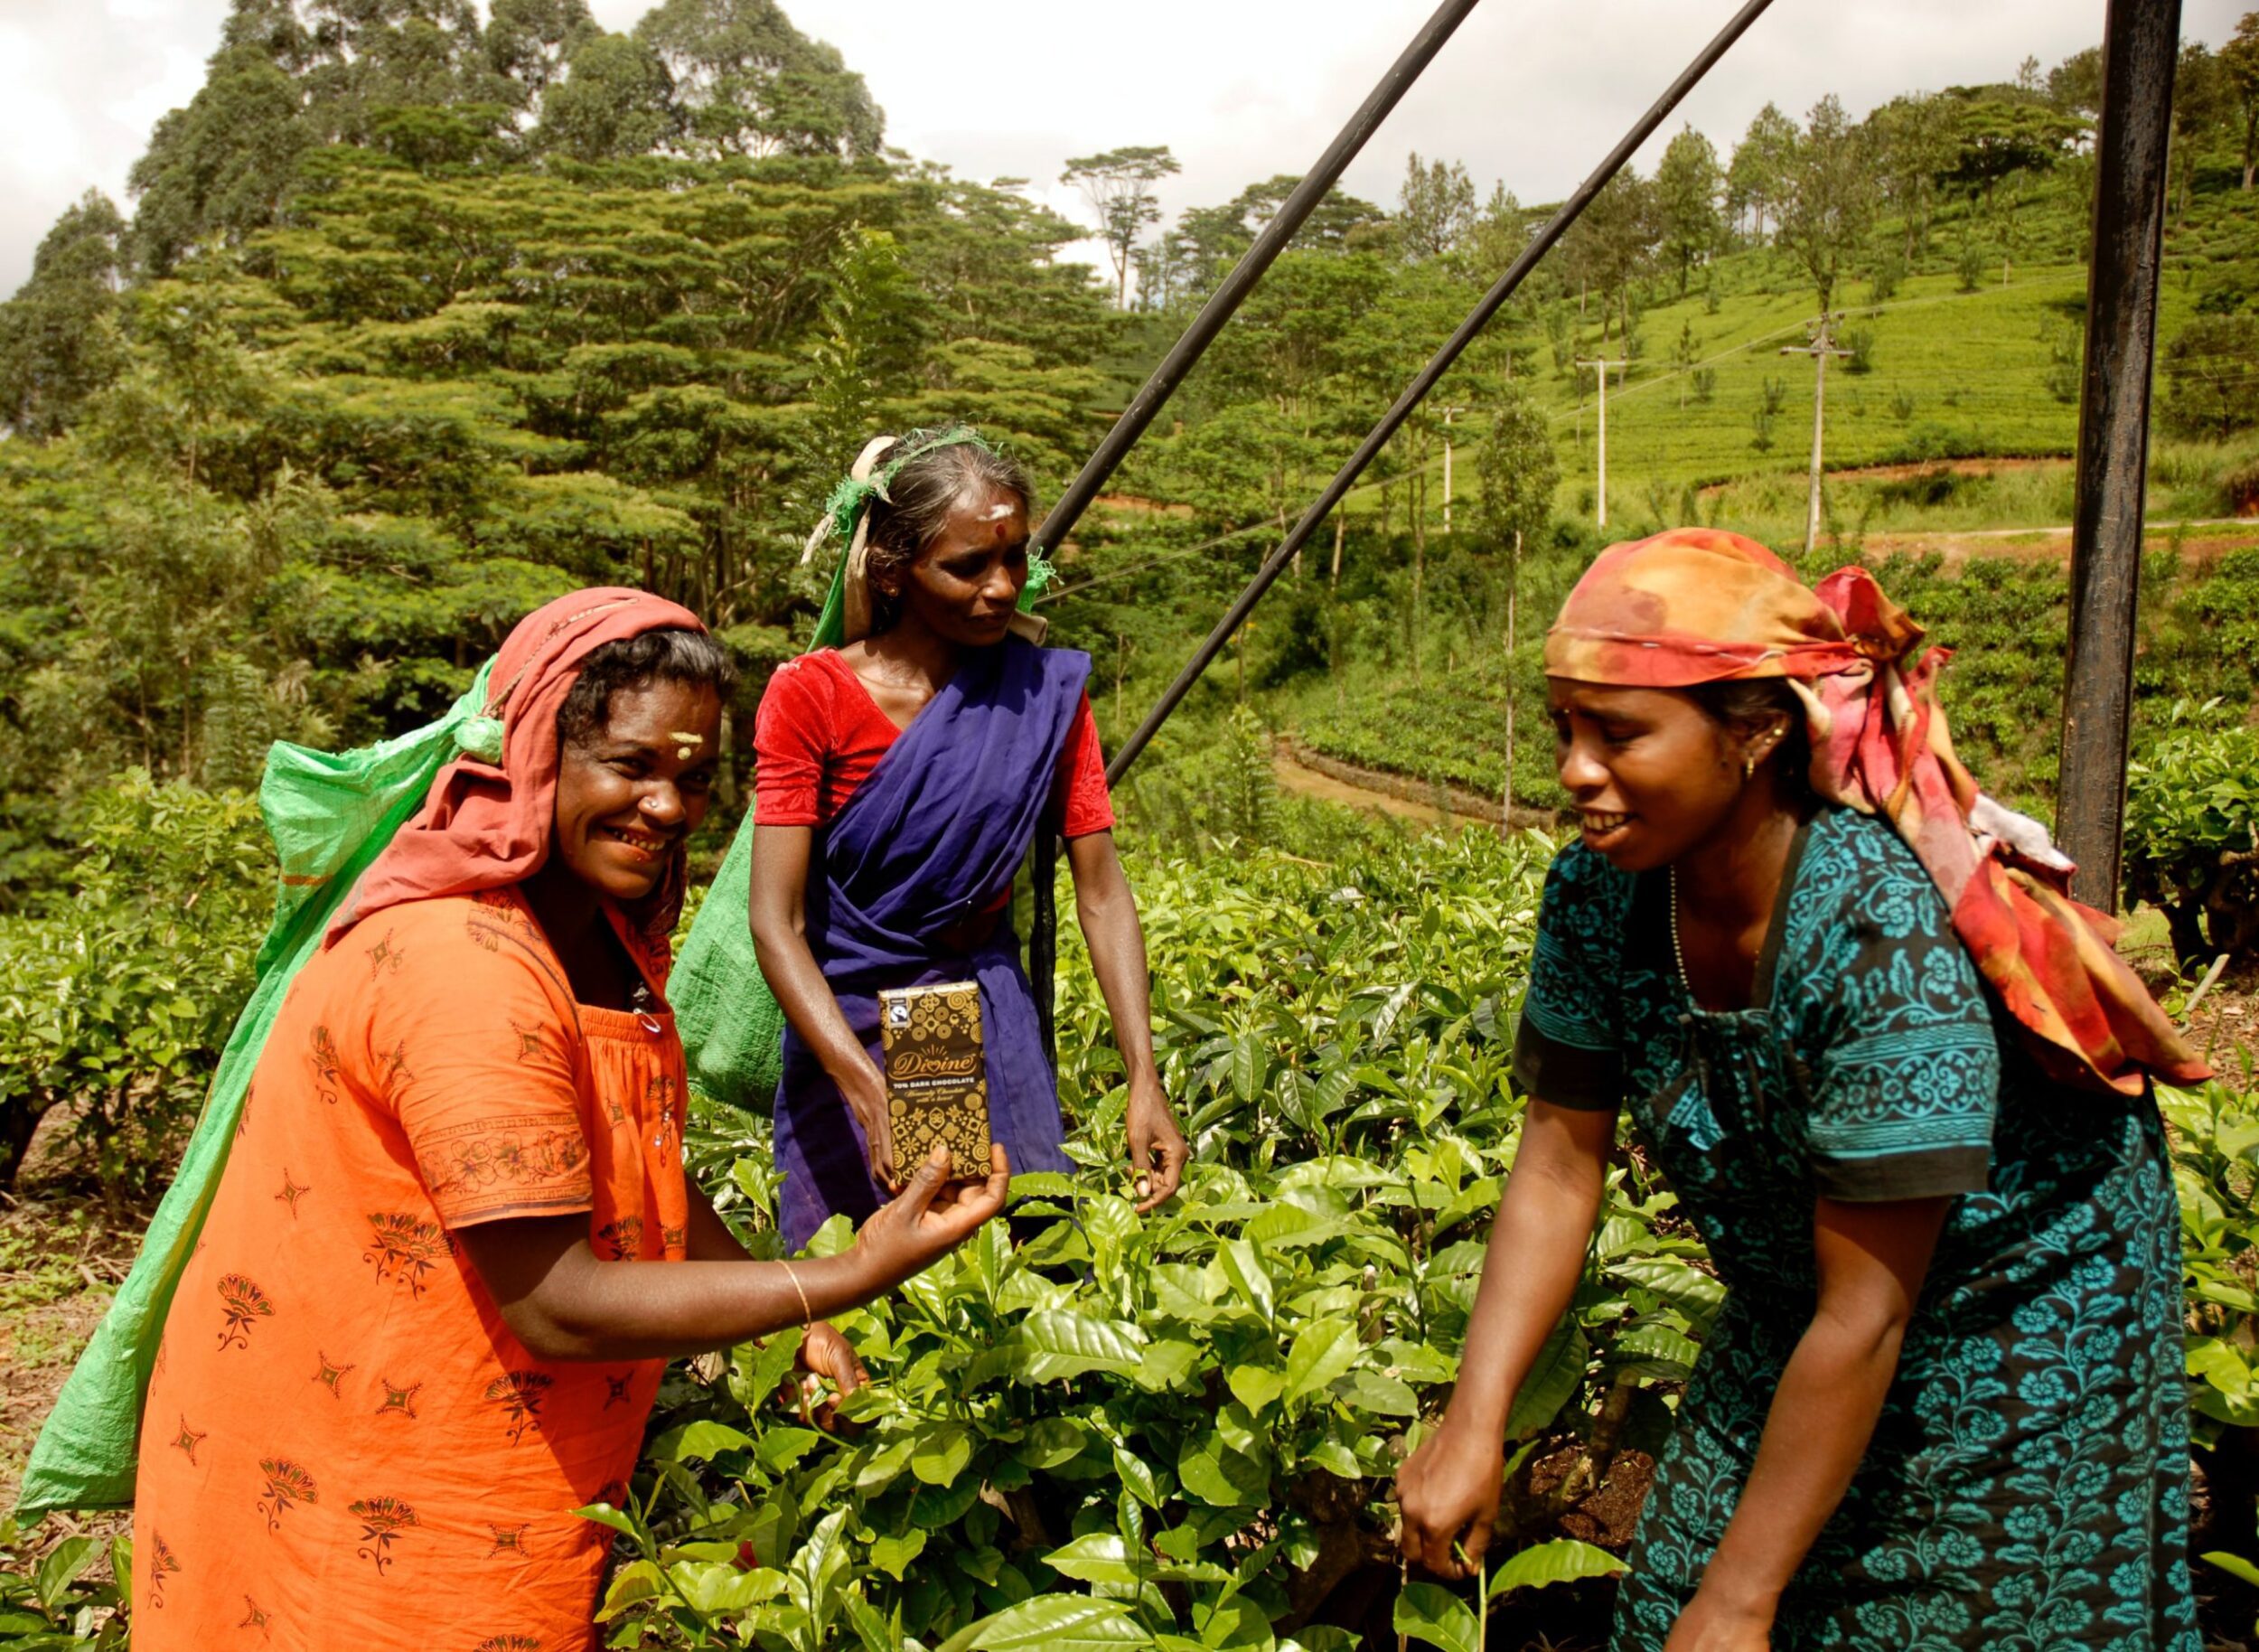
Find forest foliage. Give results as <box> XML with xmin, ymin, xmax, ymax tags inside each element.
<box><xmin>1</xmin><ymin>3</ymin><xmax>2256</xmax><ymax>903</ymax></box>
<box><xmin>7</xmin><ymin>5</ymin><xmax>2259</xmax><ymax>1645</ymax></box>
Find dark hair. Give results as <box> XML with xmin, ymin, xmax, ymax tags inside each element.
<box><xmin>862</xmin><ymin>429</ymin><xmax>1034</xmax><ymax>633</ymax></box>
<box><xmin>1686</xmin><ymin>677</ymin><xmax>1810</xmax><ymax>789</ymax></box>
<box><xmin>557</xmin><ymin>628</ymin><xmax>738</xmax><ymax>750</ymax></box>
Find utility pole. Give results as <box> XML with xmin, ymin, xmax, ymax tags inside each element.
<box><xmin>2057</xmin><ymin>0</ymin><xmax>2180</xmax><ymax>907</ymax></box>
<box><xmin>1782</xmin><ymin>314</ymin><xmax>1850</xmax><ymax>558</ymax></box>
<box><xmin>1575</xmin><ymin>359</ymin><xmax>1626</xmax><ymax>530</ymax></box>
<box><xmin>1440</xmin><ymin>405</ymin><xmax>1464</xmax><ymax>534</ymax></box>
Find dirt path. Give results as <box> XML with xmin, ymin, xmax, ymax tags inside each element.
<box><xmin>1860</xmin><ymin>519</ymin><xmax>2259</xmax><ymax>569</ymax></box>
<box><xmin>1272</xmin><ymin>748</ymin><xmax>1458</xmax><ymax>826</ymax></box>
<box><xmin>1273</xmin><ymin>742</ymin><xmax>1562</xmax><ymax>831</ymax></box>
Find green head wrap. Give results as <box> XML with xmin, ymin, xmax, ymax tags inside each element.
<box><xmin>801</xmin><ymin>426</ymin><xmax>1055</xmax><ymax>649</ymax></box>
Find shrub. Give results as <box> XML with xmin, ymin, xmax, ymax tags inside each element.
<box><xmin>622</xmin><ymin>831</ymin><xmax>1701</xmax><ymax>1648</ymax></box>
<box><xmin>0</xmin><ymin>774</ymin><xmax>268</xmax><ymax>1193</ymax></box>
<box><xmin>2161</xmin><ymin>315</ymin><xmax>2259</xmax><ymax>442</ymax></box>
<box><xmin>2123</xmin><ymin>707</ymin><xmax>2259</xmax><ymax>968</ymax></box>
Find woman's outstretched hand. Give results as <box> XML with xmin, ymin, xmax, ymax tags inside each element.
<box><xmin>849</xmin><ymin>1142</ymin><xmax>1010</xmax><ymax>1292</ymax></box>
<box><xmin>1126</xmin><ymin>1084</ymin><xmax>1187</xmax><ymax>1214</ymax></box>
<box><xmin>1395</xmin><ymin>1412</ymin><xmax>1505</xmax><ymax>1582</ymax></box>
<box><xmin>783</xmin><ymin>1319</ymin><xmax>869</xmax><ymax>1433</ymax></box>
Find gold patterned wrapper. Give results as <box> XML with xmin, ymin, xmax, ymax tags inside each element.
<box><xmin>876</xmin><ymin>981</ymin><xmax>992</xmax><ymax>1182</ymax></box>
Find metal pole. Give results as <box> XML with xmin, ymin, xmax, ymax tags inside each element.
<box><xmin>1029</xmin><ymin>0</ymin><xmax>1486</xmax><ymax>558</ymax></box>
<box><xmin>2056</xmin><ymin>0</ymin><xmax>2180</xmax><ymax>910</ymax></box>
<box><xmin>1108</xmin><ymin>0</ymin><xmax>1780</xmax><ymax>788</ymax></box>
<box><xmin>1025</xmin><ymin>0</ymin><xmax>1485</xmax><ymax>1070</ymax></box>
<box><xmin>1030</xmin><ymin>832</ymin><xmax>1059</xmax><ymax>1075</ymax></box>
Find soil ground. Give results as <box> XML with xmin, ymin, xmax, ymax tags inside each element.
<box><xmin>0</xmin><ymin>1106</ymin><xmax>149</xmax><ymax>1616</ymax></box>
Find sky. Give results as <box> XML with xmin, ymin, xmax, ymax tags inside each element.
<box><xmin>0</xmin><ymin>0</ymin><xmax>2246</xmax><ymax>298</ymax></box>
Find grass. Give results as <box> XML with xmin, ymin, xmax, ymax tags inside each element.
<box><xmin>1310</xmin><ymin>177</ymin><xmax>2259</xmax><ymax>541</ymax></box>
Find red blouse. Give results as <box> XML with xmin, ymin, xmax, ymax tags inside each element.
<box><xmin>754</xmin><ymin>650</ymin><xmax>1115</xmax><ymax>838</ymax></box>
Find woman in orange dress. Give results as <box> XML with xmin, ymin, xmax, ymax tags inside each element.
<box><xmin>131</xmin><ymin>588</ymin><xmax>1008</xmax><ymax>1649</ymax></box>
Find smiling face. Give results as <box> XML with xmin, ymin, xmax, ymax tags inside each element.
<box><xmin>550</xmin><ymin>678</ymin><xmax>723</xmax><ymax>904</ymax></box>
<box><xmin>1547</xmin><ymin>679</ymin><xmax>1786</xmax><ymax>872</ymax></box>
<box><xmin>883</xmin><ymin>484</ymin><xmax>1030</xmax><ymax>648</ymax></box>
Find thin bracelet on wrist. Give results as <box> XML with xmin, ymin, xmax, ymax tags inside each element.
<box><xmin>780</xmin><ymin>1261</ymin><xmax>813</xmax><ymax>1328</ymax></box>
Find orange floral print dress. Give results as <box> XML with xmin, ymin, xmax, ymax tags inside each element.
<box><xmin>133</xmin><ymin>885</ymin><xmax>690</xmax><ymax>1651</ymax></box>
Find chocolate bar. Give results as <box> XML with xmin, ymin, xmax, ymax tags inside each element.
<box><xmin>876</xmin><ymin>981</ymin><xmax>993</xmax><ymax>1182</ymax></box>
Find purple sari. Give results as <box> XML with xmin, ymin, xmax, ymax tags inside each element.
<box><xmin>773</xmin><ymin>635</ymin><xmax>1089</xmax><ymax>1249</ymax></box>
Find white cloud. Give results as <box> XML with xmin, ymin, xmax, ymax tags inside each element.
<box><xmin>1</xmin><ymin>0</ymin><xmax>2246</xmax><ymax>295</ymax></box>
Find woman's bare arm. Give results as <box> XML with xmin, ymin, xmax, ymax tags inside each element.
<box><xmin>1661</xmin><ymin>1195</ymin><xmax>1949</xmax><ymax>1647</ymax></box>
<box><xmin>458</xmin><ymin>1145</ymin><xmax>1007</xmax><ymax>1362</ymax></box>
<box><xmin>1065</xmin><ymin>830</ymin><xmax>1187</xmax><ymax>1212</ymax></box>
<box><xmin>1396</xmin><ymin>1099</ymin><xmax>1616</xmax><ymax>1576</ymax></box>
<box><xmin>749</xmin><ymin>821</ymin><xmax>898</xmax><ymax>1189</ymax></box>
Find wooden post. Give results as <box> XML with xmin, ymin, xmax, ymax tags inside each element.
<box><xmin>2057</xmin><ymin>0</ymin><xmax>2181</xmax><ymax>909</ymax></box>
<box><xmin>1576</xmin><ymin>359</ymin><xmax>1626</xmax><ymax>529</ymax></box>
<box><xmin>1781</xmin><ymin>314</ymin><xmax>1849</xmax><ymax>558</ymax></box>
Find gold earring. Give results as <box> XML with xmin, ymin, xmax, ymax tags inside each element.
<box><xmin>1743</xmin><ymin>756</ymin><xmax>1756</xmax><ymax>783</ymax></box>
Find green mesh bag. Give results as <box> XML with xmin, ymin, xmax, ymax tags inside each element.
<box><xmin>18</xmin><ymin>662</ymin><xmax>498</xmax><ymax>1518</ymax></box>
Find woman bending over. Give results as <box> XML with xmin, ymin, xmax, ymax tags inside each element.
<box><xmin>1398</xmin><ymin>530</ymin><xmax>2204</xmax><ymax>1650</ymax></box>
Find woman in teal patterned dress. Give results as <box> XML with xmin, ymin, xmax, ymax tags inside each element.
<box><xmin>1396</xmin><ymin>530</ymin><xmax>2207</xmax><ymax>1650</ymax></box>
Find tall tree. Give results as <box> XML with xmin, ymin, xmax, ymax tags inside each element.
<box><xmin>1940</xmin><ymin>86</ymin><xmax>2085</xmax><ymax>205</ymax></box>
<box><xmin>1061</xmin><ymin>145</ymin><xmax>1179</xmax><ymax>307</ymax></box>
<box><xmin>535</xmin><ymin>32</ymin><xmax>680</xmax><ymax>161</ymax></box>
<box><xmin>2170</xmin><ymin>43</ymin><xmax>2230</xmax><ymax>220</ymax></box>
<box><xmin>2047</xmin><ymin>44</ymin><xmax>2104</xmax><ymax>118</ymax></box>
<box><xmin>1863</xmin><ymin>93</ymin><xmax>1958</xmax><ymax>255</ymax></box>
<box><xmin>633</xmin><ymin>0</ymin><xmax>884</xmax><ymax>160</ymax></box>
<box><xmin>2223</xmin><ymin>13</ymin><xmax>2259</xmax><ymax>192</ymax></box>
<box><xmin>0</xmin><ymin>193</ymin><xmax>129</xmax><ymax>439</ymax></box>
<box><xmin>295</xmin><ymin>0</ymin><xmax>492</xmax><ymax>143</ymax></box>
<box><xmin>1472</xmin><ymin>380</ymin><xmax>1557</xmax><ymax>824</ymax></box>
<box><xmin>1653</xmin><ymin>125</ymin><xmax>1723</xmax><ymax>296</ymax></box>
<box><xmin>128</xmin><ymin>43</ymin><xmax>312</xmax><ymax>275</ymax></box>
<box><xmin>484</xmin><ymin>0</ymin><xmax>600</xmax><ymax>106</ymax></box>
<box><xmin>1776</xmin><ymin>96</ymin><xmax>1877</xmax><ymax>313</ymax></box>
<box><xmin>1726</xmin><ymin>101</ymin><xmax>1797</xmax><ymax>242</ymax></box>
<box><xmin>1396</xmin><ymin>152</ymin><xmax>1476</xmax><ymax>262</ymax></box>
<box><xmin>1559</xmin><ymin>169</ymin><xmax>1654</xmax><ymax>342</ymax></box>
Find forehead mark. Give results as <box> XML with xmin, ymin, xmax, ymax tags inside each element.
<box><xmin>665</xmin><ymin>731</ymin><xmax>705</xmax><ymax>745</ymax></box>
<box><xmin>982</xmin><ymin>502</ymin><xmax>1014</xmax><ymax>522</ymax></box>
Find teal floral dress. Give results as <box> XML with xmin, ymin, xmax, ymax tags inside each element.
<box><xmin>1513</xmin><ymin>807</ymin><xmax>2197</xmax><ymax>1650</ymax></box>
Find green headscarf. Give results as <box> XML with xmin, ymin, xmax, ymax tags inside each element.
<box><xmin>801</xmin><ymin>426</ymin><xmax>1055</xmax><ymax>648</ymax></box>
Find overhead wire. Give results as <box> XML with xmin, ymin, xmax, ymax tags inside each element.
<box><xmin>1045</xmin><ymin>265</ymin><xmax>2217</xmax><ymax>608</ymax></box>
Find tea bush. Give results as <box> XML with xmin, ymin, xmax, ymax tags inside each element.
<box><xmin>0</xmin><ymin>774</ymin><xmax>268</xmax><ymax>1194</ymax></box>
<box><xmin>2124</xmin><ymin>706</ymin><xmax>2259</xmax><ymax>968</ymax></box>
<box><xmin>609</xmin><ymin>824</ymin><xmax>1728</xmax><ymax>1649</ymax></box>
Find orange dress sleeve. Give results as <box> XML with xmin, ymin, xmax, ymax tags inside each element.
<box><xmin>357</xmin><ymin>901</ymin><xmax>594</xmax><ymax>1228</ymax></box>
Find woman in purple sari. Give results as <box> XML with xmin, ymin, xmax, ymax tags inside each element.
<box><xmin>750</xmin><ymin>427</ymin><xmax>1188</xmax><ymax>1249</ymax></box>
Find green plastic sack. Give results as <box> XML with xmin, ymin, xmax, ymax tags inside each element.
<box><xmin>673</xmin><ymin>809</ymin><xmax>786</xmax><ymax>1108</ymax></box>
<box><xmin>670</xmin><ymin>541</ymin><xmax>854</xmax><ymax>1112</ymax></box>
<box><xmin>17</xmin><ymin>662</ymin><xmax>497</xmax><ymax>1519</ymax></box>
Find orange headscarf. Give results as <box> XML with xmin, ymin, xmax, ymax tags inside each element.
<box><xmin>1546</xmin><ymin>528</ymin><xmax>2206</xmax><ymax>1098</ymax></box>
<box><xmin>330</xmin><ymin>587</ymin><xmax>707</xmax><ymax>946</ymax></box>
